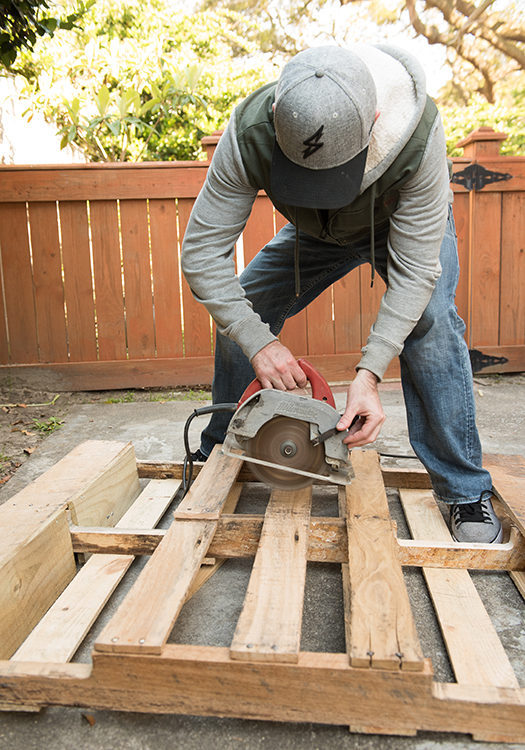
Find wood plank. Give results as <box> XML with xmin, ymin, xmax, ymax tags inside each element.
<box><xmin>59</xmin><ymin>201</ymin><xmax>97</xmax><ymax>362</ymax></box>
<box><xmin>0</xmin><ymin>202</ymin><xmax>39</xmax><ymax>364</ymax></box>
<box><xmin>177</xmin><ymin>197</ymin><xmax>213</xmax><ymax>357</ymax></box>
<box><xmin>0</xmin><ymin>509</ymin><xmax>76</xmax><ymax>659</ymax></box>
<box><xmin>0</xmin><ymin>352</ymin><xmax>402</xmax><ymax>392</ymax></box>
<box><xmin>94</xmin><ymin>447</ymin><xmax>242</xmax><ymax>654</ymax></box>
<box><xmin>484</xmin><ymin>453</ymin><xmax>525</xmax><ymax>536</ymax></box>
<box><xmin>68</xmin><ymin>516</ymin><xmax>525</xmax><ymax>572</ymax></box>
<box><xmin>119</xmin><ymin>199</ymin><xmax>156</xmax><ymax>359</ymax></box>
<box><xmin>149</xmin><ymin>199</ymin><xmax>184</xmax><ymax>358</ymax></box>
<box><xmin>511</xmin><ymin>570</ymin><xmax>525</xmax><ymax>600</ymax></box>
<box><xmin>3</xmin><ymin>648</ymin><xmax>525</xmax><ymax>739</ymax></box>
<box><xmin>334</xmin><ymin>273</ymin><xmax>362</xmax><ymax>354</ymax></box>
<box><xmin>399</xmin><ymin>488</ymin><xmax>519</xmax><ymax>689</ymax></box>
<box><xmin>27</xmin><ymin>202</ymin><xmax>68</xmax><ymax>363</ymax></box>
<box><xmin>12</xmin><ymin>479</ymin><xmax>180</xmax><ymax>663</ymax></box>
<box><xmin>0</xmin><ymin>164</ymin><xmax>209</xmax><ymax>202</ymax></box>
<box><xmin>0</xmin><ymin>441</ymin><xmax>137</xmax><ymax>561</ymax></box>
<box><xmin>65</xmin><ymin>441</ymin><xmax>140</xmax><ymax>528</ymax></box>
<box><xmin>359</xmin><ymin>267</ymin><xmax>385</xmax><ymax>348</ymax></box>
<box><xmin>469</xmin><ymin>191</ymin><xmax>502</xmax><ymax>347</ymax></box>
<box><xmin>306</xmin><ymin>288</ymin><xmax>334</xmax><ymax>355</ymax></box>
<box><xmin>0</xmin><ymin>441</ymin><xmax>139</xmax><ymax>658</ymax></box>
<box><xmin>184</xmin><ymin>482</ymin><xmax>243</xmax><ymax>603</ymax></box>
<box><xmin>230</xmin><ymin>487</ymin><xmax>312</xmax><ymax>663</ymax></box>
<box><xmin>242</xmin><ymin>195</ymin><xmax>275</xmax><ymax>265</ymax></box>
<box><xmin>279</xmin><ymin>309</ymin><xmax>308</xmax><ymax>355</ymax></box>
<box><xmin>499</xmin><ymin>192</ymin><xmax>525</xmax><ymax>346</ymax></box>
<box><xmin>138</xmin><ymin>460</ymin><xmax>432</xmax><ymax>488</ymax></box>
<box><xmin>89</xmin><ymin>200</ymin><xmax>127</xmax><ymax>361</ymax></box>
<box><xmin>344</xmin><ymin>449</ymin><xmax>424</xmax><ymax>671</ymax></box>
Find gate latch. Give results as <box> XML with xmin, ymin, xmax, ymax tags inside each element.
<box><xmin>452</xmin><ymin>164</ymin><xmax>513</xmax><ymax>191</ymax></box>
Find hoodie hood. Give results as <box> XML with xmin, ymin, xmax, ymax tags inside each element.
<box><xmin>351</xmin><ymin>44</ymin><xmax>428</xmax><ymax>194</ymax></box>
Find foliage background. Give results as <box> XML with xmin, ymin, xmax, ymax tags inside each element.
<box><xmin>2</xmin><ymin>0</ymin><xmax>524</xmax><ymax>160</ymax></box>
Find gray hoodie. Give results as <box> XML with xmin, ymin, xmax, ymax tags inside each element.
<box><xmin>181</xmin><ymin>44</ymin><xmax>453</xmax><ymax>380</ymax></box>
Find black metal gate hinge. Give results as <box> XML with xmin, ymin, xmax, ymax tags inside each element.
<box><xmin>469</xmin><ymin>349</ymin><xmax>509</xmax><ymax>373</ymax></box>
<box><xmin>452</xmin><ymin>164</ymin><xmax>513</xmax><ymax>191</ymax></box>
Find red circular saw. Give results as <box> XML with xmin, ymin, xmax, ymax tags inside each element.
<box><xmin>223</xmin><ymin>359</ymin><xmax>353</xmax><ymax>489</ymax></box>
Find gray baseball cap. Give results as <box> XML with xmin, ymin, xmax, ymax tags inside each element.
<box><xmin>271</xmin><ymin>46</ymin><xmax>377</xmax><ymax>210</ymax></box>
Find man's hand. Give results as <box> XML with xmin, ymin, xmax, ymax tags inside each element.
<box><xmin>251</xmin><ymin>341</ymin><xmax>308</xmax><ymax>391</ymax></box>
<box><xmin>336</xmin><ymin>369</ymin><xmax>385</xmax><ymax>447</ymax></box>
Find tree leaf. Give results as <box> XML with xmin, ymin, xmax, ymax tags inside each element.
<box><xmin>96</xmin><ymin>84</ymin><xmax>110</xmax><ymax>116</ymax></box>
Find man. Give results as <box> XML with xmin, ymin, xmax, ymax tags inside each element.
<box><xmin>181</xmin><ymin>44</ymin><xmax>502</xmax><ymax>544</ymax></box>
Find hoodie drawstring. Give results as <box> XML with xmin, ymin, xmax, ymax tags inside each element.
<box><xmin>294</xmin><ymin>208</ymin><xmax>300</xmax><ymax>298</ymax></box>
<box><xmin>369</xmin><ymin>182</ymin><xmax>376</xmax><ymax>288</ymax></box>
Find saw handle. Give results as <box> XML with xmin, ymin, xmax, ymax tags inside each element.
<box><xmin>238</xmin><ymin>358</ymin><xmax>336</xmax><ymax>409</ymax></box>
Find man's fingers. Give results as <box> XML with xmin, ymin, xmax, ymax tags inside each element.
<box><xmin>252</xmin><ymin>341</ymin><xmax>307</xmax><ymax>391</ymax></box>
<box><xmin>342</xmin><ymin>413</ymin><xmax>385</xmax><ymax>447</ymax></box>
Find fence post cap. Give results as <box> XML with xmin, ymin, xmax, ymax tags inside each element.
<box><xmin>455</xmin><ymin>127</ymin><xmax>508</xmax><ymax>157</ymax></box>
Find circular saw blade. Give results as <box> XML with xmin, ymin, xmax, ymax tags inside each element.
<box><xmin>246</xmin><ymin>415</ymin><xmax>325</xmax><ymax>489</ymax></box>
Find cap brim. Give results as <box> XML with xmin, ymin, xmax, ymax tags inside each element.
<box><xmin>270</xmin><ymin>140</ymin><xmax>368</xmax><ymax>210</ymax></box>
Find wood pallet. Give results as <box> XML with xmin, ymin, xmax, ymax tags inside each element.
<box><xmin>1</xmin><ymin>440</ymin><xmax>525</xmax><ymax>741</ymax></box>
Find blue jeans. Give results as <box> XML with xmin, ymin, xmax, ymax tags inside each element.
<box><xmin>200</xmin><ymin>206</ymin><xmax>492</xmax><ymax>504</ymax></box>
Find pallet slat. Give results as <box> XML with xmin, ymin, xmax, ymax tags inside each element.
<box><xmin>344</xmin><ymin>450</ymin><xmax>424</xmax><ymax>671</ymax></box>
<box><xmin>399</xmin><ymin>488</ymin><xmax>519</xmax><ymax>689</ymax></box>
<box><xmin>230</xmin><ymin>487</ymin><xmax>312</xmax><ymax>663</ymax></box>
<box><xmin>95</xmin><ymin>447</ymin><xmax>243</xmax><ymax>654</ymax></box>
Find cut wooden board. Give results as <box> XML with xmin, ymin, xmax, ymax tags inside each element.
<box><xmin>344</xmin><ymin>450</ymin><xmax>424</xmax><ymax>671</ymax></box>
<box><xmin>95</xmin><ymin>447</ymin><xmax>243</xmax><ymax>655</ymax></box>
<box><xmin>12</xmin><ymin>479</ymin><xmax>180</xmax><ymax>664</ymax></box>
<box><xmin>399</xmin><ymin>488</ymin><xmax>519</xmax><ymax>689</ymax></box>
<box><xmin>230</xmin><ymin>487</ymin><xmax>312</xmax><ymax>663</ymax></box>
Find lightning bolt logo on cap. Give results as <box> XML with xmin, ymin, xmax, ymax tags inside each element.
<box><xmin>302</xmin><ymin>125</ymin><xmax>324</xmax><ymax>159</ymax></box>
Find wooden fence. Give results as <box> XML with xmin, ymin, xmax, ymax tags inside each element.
<box><xmin>0</xmin><ymin>127</ymin><xmax>523</xmax><ymax>391</ymax></box>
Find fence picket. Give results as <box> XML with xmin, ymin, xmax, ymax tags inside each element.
<box><xmin>470</xmin><ymin>192</ymin><xmax>502</xmax><ymax>347</ymax></box>
<box><xmin>177</xmin><ymin>197</ymin><xmax>213</xmax><ymax>358</ymax></box>
<box><xmin>119</xmin><ymin>199</ymin><xmax>156</xmax><ymax>359</ymax></box>
<box><xmin>90</xmin><ymin>200</ymin><xmax>127</xmax><ymax>362</ymax></box>
<box><xmin>149</xmin><ymin>199</ymin><xmax>184</xmax><ymax>359</ymax></box>
<box><xmin>0</xmin><ymin>203</ymin><xmax>38</xmax><ymax>364</ymax></box>
<box><xmin>59</xmin><ymin>201</ymin><xmax>97</xmax><ymax>362</ymax></box>
<box><xmin>28</xmin><ymin>202</ymin><xmax>68</xmax><ymax>363</ymax></box>
<box><xmin>500</xmin><ymin>193</ymin><xmax>525</xmax><ymax>347</ymax></box>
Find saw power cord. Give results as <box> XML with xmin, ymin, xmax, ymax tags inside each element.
<box><xmin>182</xmin><ymin>403</ymin><xmax>237</xmax><ymax>498</ymax></box>
<box><xmin>181</xmin><ymin>404</ymin><xmax>421</xmax><ymax>498</ymax></box>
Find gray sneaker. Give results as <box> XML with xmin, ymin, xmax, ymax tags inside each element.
<box><xmin>450</xmin><ymin>491</ymin><xmax>503</xmax><ymax>544</ymax></box>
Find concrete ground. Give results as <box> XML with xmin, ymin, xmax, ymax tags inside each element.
<box><xmin>1</xmin><ymin>374</ymin><xmax>525</xmax><ymax>750</ymax></box>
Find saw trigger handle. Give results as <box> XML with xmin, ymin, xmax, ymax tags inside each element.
<box><xmin>238</xmin><ymin>358</ymin><xmax>336</xmax><ymax>409</ymax></box>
